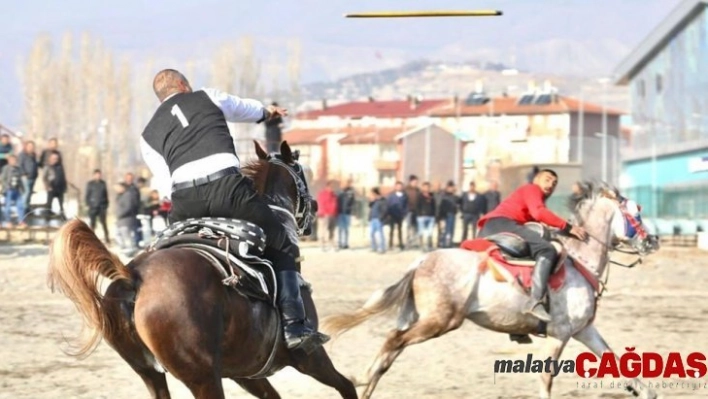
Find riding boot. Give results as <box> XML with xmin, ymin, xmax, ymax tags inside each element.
<box><xmin>524</xmin><ymin>256</ymin><xmax>554</xmax><ymax>322</ymax></box>
<box><xmin>276</xmin><ymin>270</ymin><xmax>330</xmax><ymax>353</ymax></box>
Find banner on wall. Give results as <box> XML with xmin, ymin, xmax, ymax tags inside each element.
<box><xmin>687</xmin><ymin>155</ymin><xmax>708</xmax><ymax>173</ymax></box>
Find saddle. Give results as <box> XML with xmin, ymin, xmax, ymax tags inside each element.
<box><xmin>460</xmin><ymin>222</ymin><xmax>568</xmax><ymax>295</ymax></box>
<box><xmin>148</xmin><ymin>217</ymin><xmax>278</xmax><ymax>305</ymax></box>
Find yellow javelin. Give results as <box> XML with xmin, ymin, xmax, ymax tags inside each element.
<box><xmin>344</xmin><ymin>10</ymin><xmax>503</xmax><ymax>18</ymax></box>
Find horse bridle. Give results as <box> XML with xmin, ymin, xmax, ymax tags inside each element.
<box><xmin>572</xmin><ymin>196</ymin><xmax>644</xmax><ymax>270</ymax></box>
<box><xmin>263</xmin><ymin>155</ymin><xmax>313</xmax><ymax>237</ymax></box>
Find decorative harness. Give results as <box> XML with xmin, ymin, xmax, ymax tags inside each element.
<box><xmin>262</xmin><ymin>155</ymin><xmax>313</xmax><ymax>237</ymax></box>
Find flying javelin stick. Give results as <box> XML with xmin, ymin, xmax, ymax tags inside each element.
<box><xmin>344</xmin><ymin>10</ymin><xmax>503</xmax><ymax>18</ymax></box>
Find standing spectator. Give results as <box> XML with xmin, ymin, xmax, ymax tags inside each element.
<box><xmin>385</xmin><ymin>181</ymin><xmax>407</xmax><ymax>251</ymax></box>
<box><xmin>368</xmin><ymin>187</ymin><xmax>387</xmax><ymax>254</ymax></box>
<box><xmin>0</xmin><ymin>134</ymin><xmax>14</xmax><ymax>171</ymax></box>
<box><xmin>460</xmin><ymin>181</ymin><xmax>487</xmax><ymax>240</ymax></box>
<box><xmin>1</xmin><ymin>155</ymin><xmax>26</xmax><ymax>228</ymax></box>
<box><xmin>114</xmin><ymin>182</ymin><xmax>138</xmax><ymax>256</ymax></box>
<box><xmin>43</xmin><ymin>153</ymin><xmax>67</xmax><ymax>217</ymax></box>
<box><xmin>39</xmin><ymin>138</ymin><xmax>62</xmax><ymax>168</ymax></box>
<box><xmin>123</xmin><ymin>173</ymin><xmax>142</xmax><ymax>248</ymax></box>
<box><xmin>404</xmin><ymin>175</ymin><xmax>421</xmax><ymax>248</ymax></box>
<box><xmin>485</xmin><ymin>180</ymin><xmax>501</xmax><ymax>213</ymax></box>
<box><xmin>18</xmin><ymin>140</ymin><xmax>38</xmax><ymax>209</ymax></box>
<box><xmin>437</xmin><ymin>181</ymin><xmax>459</xmax><ymax>248</ymax></box>
<box><xmin>336</xmin><ymin>180</ymin><xmax>356</xmax><ymax>249</ymax></box>
<box><xmin>85</xmin><ymin>169</ymin><xmax>110</xmax><ymax>244</ymax></box>
<box><xmin>416</xmin><ymin>182</ymin><xmax>436</xmax><ymax>252</ymax></box>
<box><xmin>316</xmin><ymin>181</ymin><xmax>338</xmax><ymax>251</ymax></box>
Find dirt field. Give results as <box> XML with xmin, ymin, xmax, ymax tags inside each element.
<box><xmin>1</xmin><ymin>242</ymin><xmax>707</xmax><ymax>399</ymax></box>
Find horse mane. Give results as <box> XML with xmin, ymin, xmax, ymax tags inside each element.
<box><xmin>240</xmin><ymin>159</ymin><xmax>270</xmax><ymax>194</ymax></box>
<box><xmin>567</xmin><ymin>179</ymin><xmax>621</xmax><ymax>215</ymax></box>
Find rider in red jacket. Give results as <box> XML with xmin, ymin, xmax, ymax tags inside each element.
<box><xmin>478</xmin><ymin>169</ymin><xmax>587</xmax><ymax>322</ymax></box>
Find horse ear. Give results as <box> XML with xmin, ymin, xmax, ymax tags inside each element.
<box><xmin>254</xmin><ymin>140</ymin><xmax>268</xmax><ymax>160</ymax></box>
<box><xmin>292</xmin><ymin>149</ymin><xmax>300</xmax><ymax>161</ymax></box>
<box><xmin>280</xmin><ymin>140</ymin><xmax>294</xmax><ymax>163</ymax></box>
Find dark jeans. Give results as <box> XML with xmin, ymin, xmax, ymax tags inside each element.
<box><xmin>440</xmin><ymin>213</ymin><xmax>456</xmax><ymax>248</ymax></box>
<box><xmin>461</xmin><ymin>213</ymin><xmax>481</xmax><ymax>241</ymax></box>
<box><xmin>88</xmin><ymin>207</ymin><xmax>110</xmax><ymax>241</ymax></box>
<box><xmin>169</xmin><ymin>173</ymin><xmax>297</xmax><ymax>272</ymax></box>
<box><xmin>387</xmin><ymin>217</ymin><xmax>404</xmax><ymax>249</ymax></box>
<box><xmin>478</xmin><ymin>217</ymin><xmax>557</xmax><ymax>262</ymax></box>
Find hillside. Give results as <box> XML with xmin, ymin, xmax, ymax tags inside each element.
<box><xmin>299</xmin><ymin>60</ymin><xmax>630</xmax><ymax>114</ymax></box>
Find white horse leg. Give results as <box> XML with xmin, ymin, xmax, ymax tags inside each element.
<box><xmin>538</xmin><ymin>336</ymin><xmax>570</xmax><ymax>399</ymax></box>
<box><xmin>572</xmin><ymin>324</ymin><xmax>658</xmax><ymax>399</ymax></box>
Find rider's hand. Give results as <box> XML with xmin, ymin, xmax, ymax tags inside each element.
<box><xmin>266</xmin><ymin>105</ymin><xmax>288</xmax><ymax>120</ymax></box>
<box><xmin>569</xmin><ymin>225</ymin><xmax>588</xmax><ymax>241</ymax></box>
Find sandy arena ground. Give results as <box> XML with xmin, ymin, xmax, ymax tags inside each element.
<box><xmin>1</xmin><ymin>240</ymin><xmax>708</xmax><ymax>399</ymax></box>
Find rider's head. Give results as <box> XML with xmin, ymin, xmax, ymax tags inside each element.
<box><xmin>153</xmin><ymin>69</ymin><xmax>192</xmax><ymax>102</ymax></box>
<box><xmin>533</xmin><ymin>169</ymin><xmax>558</xmax><ymax>197</ymax></box>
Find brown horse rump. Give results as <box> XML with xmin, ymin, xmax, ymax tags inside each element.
<box><xmin>148</xmin><ymin>217</ymin><xmax>277</xmax><ymax>305</ymax></box>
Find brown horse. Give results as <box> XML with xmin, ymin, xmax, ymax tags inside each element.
<box><xmin>47</xmin><ymin>140</ymin><xmax>357</xmax><ymax>399</ymax></box>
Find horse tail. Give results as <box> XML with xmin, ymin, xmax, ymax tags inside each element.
<box><xmin>47</xmin><ymin>218</ymin><xmax>133</xmax><ymax>359</ymax></box>
<box><xmin>321</xmin><ymin>257</ymin><xmax>423</xmax><ymax>340</ymax></box>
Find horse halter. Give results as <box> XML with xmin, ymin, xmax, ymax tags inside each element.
<box><xmin>264</xmin><ymin>154</ymin><xmax>313</xmax><ymax>236</ymax></box>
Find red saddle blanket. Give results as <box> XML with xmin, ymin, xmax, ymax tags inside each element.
<box><xmin>460</xmin><ymin>238</ymin><xmax>566</xmax><ymax>292</ymax></box>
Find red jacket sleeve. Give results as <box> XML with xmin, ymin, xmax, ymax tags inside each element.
<box><xmin>523</xmin><ymin>185</ymin><xmax>568</xmax><ymax>229</ymax></box>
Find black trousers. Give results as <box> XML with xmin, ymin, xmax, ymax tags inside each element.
<box><xmin>169</xmin><ymin>173</ymin><xmax>297</xmax><ymax>272</ymax></box>
<box><xmin>461</xmin><ymin>213</ymin><xmax>480</xmax><ymax>240</ymax></box>
<box><xmin>478</xmin><ymin>217</ymin><xmax>557</xmax><ymax>262</ymax></box>
<box><xmin>88</xmin><ymin>207</ymin><xmax>110</xmax><ymax>241</ymax></box>
<box><xmin>388</xmin><ymin>218</ymin><xmax>404</xmax><ymax>249</ymax></box>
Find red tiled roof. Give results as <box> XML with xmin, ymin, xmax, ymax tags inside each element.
<box><xmin>282</xmin><ymin>128</ymin><xmax>331</xmax><ymax>145</ymax></box>
<box><xmin>296</xmin><ymin>99</ymin><xmax>450</xmax><ymax>119</ymax></box>
<box><xmin>338</xmin><ymin>127</ymin><xmax>405</xmax><ymax>144</ymax></box>
<box><xmin>431</xmin><ymin>96</ymin><xmax>624</xmax><ymax>117</ymax></box>
<box><xmin>283</xmin><ymin>126</ymin><xmax>407</xmax><ymax>145</ymax></box>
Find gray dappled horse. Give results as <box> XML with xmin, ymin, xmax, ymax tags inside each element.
<box><xmin>321</xmin><ymin>181</ymin><xmax>660</xmax><ymax>399</ymax></box>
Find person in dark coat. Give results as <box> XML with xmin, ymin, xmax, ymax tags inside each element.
<box><xmin>368</xmin><ymin>187</ymin><xmax>387</xmax><ymax>253</ymax></box>
<box><xmin>18</xmin><ymin>140</ymin><xmax>38</xmax><ymax>209</ymax></box>
<box><xmin>385</xmin><ymin>181</ymin><xmax>407</xmax><ymax>251</ymax></box>
<box><xmin>437</xmin><ymin>181</ymin><xmax>459</xmax><ymax>248</ymax></box>
<box><xmin>0</xmin><ymin>134</ymin><xmax>14</xmax><ymax>171</ymax></box>
<box><xmin>114</xmin><ymin>182</ymin><xmax>139</xmax><ymax>256</ymax></box>
<box><xmin>336</xmin><ymin>180</ymin><xmax>356</xmax><ymax>249</ymax></box>
<box><xmin>416</xmin><ymin>182</ymin><xmax>436</xmax><ymax>252</ymax></box>
<box><xmin>85</xmin><ymin>169</ymin><xmax>110</xmax><ymax>243</ymax></box>
<box><xmin>485</xmin><ymin>180</ymin><xmax>501</xmax><ymax>213</ymax></box>
<box><xmin>43</xmin><ymin>152</ymin><xmax>66</xmax><ymax>217</ymax></box>
<box><xmin>460</xmin><ymin>181</ymin><xmax>488</xmax><ymax>240</ymax></box>
<box><xmin>1</xmin><ymin>155</ymin><xmax>26</xmax><ymax>227</ymax></box>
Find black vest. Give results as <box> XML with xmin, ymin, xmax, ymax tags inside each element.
<box><xmin>142</xmin><ymin>91</ymin><xmax>237</xmax><ymax>174</ymax></box>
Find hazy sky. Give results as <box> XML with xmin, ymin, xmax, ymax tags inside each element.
<box><xmin>0</xmin><ymin>0</ymin><xmax>683</xmax><ymax>127</ymax></box>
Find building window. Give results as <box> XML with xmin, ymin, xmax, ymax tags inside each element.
<box><xmin>637</xmin><ymin>79</ymin><xmax>645</xmax><ymax>97</ymax></box>
<box><xmin>656</xmin><ymin>74</ymin><xmax>662</xmax><ymax>93</ymax></box>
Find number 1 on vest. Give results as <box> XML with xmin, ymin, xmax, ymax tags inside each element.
<box><xmin>171</xmin><ymin>104</ymin><xmax>189</xmax><ymax>127</ymax></box>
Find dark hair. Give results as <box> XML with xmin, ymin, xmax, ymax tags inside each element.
<box><xmin>538</xmin><ymin>169</ymin><xmax>558</xmax><ymax>178</ymax></box>
<box><xmin>93</xmin><ymin>169</ymin><xmax>101</xmax><ymax>174</ymax></box>
<box><xmin>372</xmin><ymin>187</ymin><xmax>381</xmax><ymax>195</ymax></box>
<box><xmin>409</xmin><ymin>174</ymin><xmax>418</xmax><ymax>182</ymax></box>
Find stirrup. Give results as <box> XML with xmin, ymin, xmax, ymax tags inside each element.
<box><xmin>524</xmin><ymin>301</ymin><xmax>551</xmax><ymax>323</ymax></box>
<box><xmin>285</xmin><ymin>330</ymin><xmax>330</xmax><ymax>354</ymax></box>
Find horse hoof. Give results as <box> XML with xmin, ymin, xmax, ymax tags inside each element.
<box><xmin>509</xmin><ymin>334</ymin><xmax>533</xmax><ymax>344</ymax></box>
